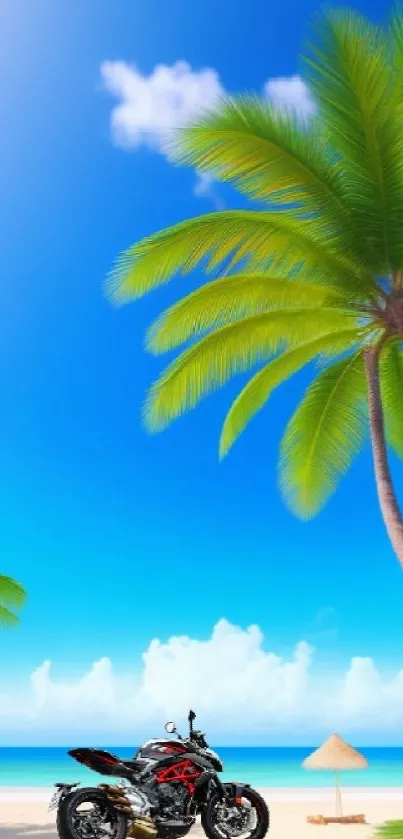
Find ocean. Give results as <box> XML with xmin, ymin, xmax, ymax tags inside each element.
<box><xmin>0</xmin><ymin>747</ymin><xmax>403</xmax><ymax>789</ymax></box>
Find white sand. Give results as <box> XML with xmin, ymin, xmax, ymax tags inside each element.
<box><xmin>0</xmin><ymin>788</ymin><xmax>402</xmax><ymax>838</ymax></box>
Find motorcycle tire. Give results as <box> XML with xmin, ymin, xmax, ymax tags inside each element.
<box><xmin>56</xmin><ymin>786</ymin><xmax>127</xmax><ymax>839</ymax></box>
<box><xmin>201</xmin><ymin>785</ymin><xmax>270</xmax><ymax>839</ymax></box>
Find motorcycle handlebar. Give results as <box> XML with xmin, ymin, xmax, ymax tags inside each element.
<box><xmin>190</xmin><ymin>730</ymin><xmax>208</xmax><ymax>749</ymax></box>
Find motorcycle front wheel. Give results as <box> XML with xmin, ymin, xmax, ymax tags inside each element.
<box><xmin>56</xmin><ymin>786</ymin><xmax>127</xmax><ymax>839</ymax></box>
<box><xmin>201</xmin><ymin>785</ymin><xmax>270</xmax><ymax>839</ymax></box>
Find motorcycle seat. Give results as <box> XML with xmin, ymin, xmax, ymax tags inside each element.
<box><xmin>122</xmin><ymin>759</ymin><xmax>144</xmax><ymax>771</ymax></box>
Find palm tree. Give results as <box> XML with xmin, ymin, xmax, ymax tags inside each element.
<box><xmin>373</xmin><ymin>824</ymin><xmax>403</xmax><ymax>838</ymax></box>
<box><xmin>0</xmin><ymin>575</ymin><xmax>26</xmax><ymax>627</ymax></box>
<box><xmin>107</xmin><ymin>8</ymin><xmax>403</xmax><ymax>569</ymax></box>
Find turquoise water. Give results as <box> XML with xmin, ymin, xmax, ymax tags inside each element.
<box><xmin>0</xmin><ymin>748</ymin><xmax>403</xmax><ymax>788</ymax></box>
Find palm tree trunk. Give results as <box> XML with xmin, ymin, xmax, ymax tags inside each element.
<box><xmin>365</xmin><ymin>345</ymin><xmax>403</xmax><ymax>569</ymax></box>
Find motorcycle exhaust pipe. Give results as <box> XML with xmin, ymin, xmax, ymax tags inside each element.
<box><xmin>127</xmin><ymin>817</ymin><xmax>158</xmax><ymax>839</ymax></box>
<box><xmin>98</xmin><ymin>785</ymin><xmax>157</xmax><ymax>838</ymax></box>
<box><xmin>98</xmin><ymin>784</ymin><xmax>132</xmax><ymax>815</ymax></box>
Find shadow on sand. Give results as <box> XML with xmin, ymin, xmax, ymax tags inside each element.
<box><xmin>0</xmin><ymin>827</ymin><xmax>57</xmax><ymax>839</ymax></box>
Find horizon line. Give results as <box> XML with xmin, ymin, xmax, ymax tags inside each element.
<box><xmin>2</xmin><ymin>743</ymin><xmax>403</xmax><ymax>749</ymax></box>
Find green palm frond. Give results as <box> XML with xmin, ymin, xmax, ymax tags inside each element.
<box><xmin>107</xmin><ymin>210</ymin><xmax>369</xmax><ymax>304</ymax></box>
<box><xmin>380</xmin><ymin>341</ymin><xmax>403</xmax><ymax>459</ymax></box>
<box><xmin>0</xmin><ymin>575</ymin><xmax>26</xmax><ymax>608</ymax></box>
<box><xmin>388</xmin><ymin>6</ymin><xmax>403</xmax><ymax>265</ymax></box>
<box><xmin>106</xmin><ymin>6</ymin><xmax>403</xmax><ymax>528</ymax></box>
<box><xmin>279</xmin><ymin>351</ymin><xmax>368</xmax><ymax>517</ymax></box>
<box><xmin>304</xmin><ymin>9</ymin><xmax>403</xmax><ymax>271</ymax></box>
<box><xmin>0</xmin><ymin>575</ymin><xmax>26</xmax><ymax>628</ymax></box>
<box><xmin>144</xmin><ymin>309</ymin><xmax>362</xmax><ymax>432</ymax></box>
<box><xmin>220</xmin><ymin>328</ymin><xmax>367</xmax><ymax>458</ymax></box>
<box><xmin>147</xmin><ymin>274</ymin><xmax>354</xmax><ymax>355</ymax></box>
<box><xmin>372</xmin><ymin>822</ymin><xmax>403</xmax><ymax>838</ymax></box>
<box><xmin>391</xmin><ymin>5</ymin><xmax>403</xmax><ymax>71</ymax></box>
<box><xmin>0</xmin><ymin>606</ymin><xmax>20</xmax><ymax>628</ymax></box>
<box><xmin>171</xmin><ymin>98</ymin><xmax>355</xmax><ymax>233</ymax></box>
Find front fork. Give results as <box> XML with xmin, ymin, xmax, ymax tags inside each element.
<box><xmin>222</xmin><ymin>783</ymin><xmax>251</xmax><ymax>805</ymax></box>
<box><xmin>195</xmin><ymin>774</ymin><xmax>250</xmax><ymax>807</ymax></box>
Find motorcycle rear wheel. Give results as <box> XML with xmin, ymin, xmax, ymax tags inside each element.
<box><xmin>201</xmin><ymin>785</ymin><xmax>270</xmax><ymax>839</ymax></box>
<box><xmin>56</xmin><ymin>786</ymin><xmax>127</xmax><ymax>839</ymax></box>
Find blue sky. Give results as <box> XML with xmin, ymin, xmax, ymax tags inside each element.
<box><xmin>1</xmin><ymin>0</ymin><xmax>403</xmax><ymax>744</ymax></box>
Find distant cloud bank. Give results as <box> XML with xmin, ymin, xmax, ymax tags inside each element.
<box><xmin>100</xmin><ymin>59</ymin><xmax>314</xmax><ymax>206</ymax></box>
<box><xmin>2</xmin><ymin>619</ymin><xmax>403</xmax><ymax>744</ymax></box>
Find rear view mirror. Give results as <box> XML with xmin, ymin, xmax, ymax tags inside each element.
<box><xmin>165</xmin><ymin>721</ymin><xmax>177</xmax><ymax>734</ymax></box>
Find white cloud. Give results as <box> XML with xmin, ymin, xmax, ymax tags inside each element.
<box><xmin>101</xmin><ymin>60</ymin><xmax>314</xmax><ymax>207</ymax></box>
<box><xmin>101</xmin><ymin>61</ymin><xmax>314</xmax><ymax>152</ymax></box>
<box><xmin>2</xmin><ymin>619</ymin><xmax>403</xmax><ymax>744</ymax></box>
<box><xmin>100</xmin><ymin>60</ymin><xmax>224</xmax><ymax>152</ymax></box>
<box><xmin>193</xmin><ymin>171</ymin><xmax>224</xmax><ymax>210</ymax></box>
<box><xmin>264</xmin><ymin>75</ymin><xmax>315</xmax><ymax>119</ymax></box>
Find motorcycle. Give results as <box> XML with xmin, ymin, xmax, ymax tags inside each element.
<box><xmin>51</xmin><ymin>710</ymin><xmax>270</xmax><ymax>839</ymax></box>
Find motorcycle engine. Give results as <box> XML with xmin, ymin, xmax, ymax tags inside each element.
<box><xmin>122</xmin><ymin>786</ymin><xmax>153</xmax><ymax>816</ymax></box>
<box><xmin>156</xmin><ymin>783</ymin><xmax>188</xmax><ymax>817</ymax></box>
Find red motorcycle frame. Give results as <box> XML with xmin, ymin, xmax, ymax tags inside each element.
<box><xmin>155</xmin><ymin>759</ymin><xmax>203</xmax><ymax>795</ymax></box>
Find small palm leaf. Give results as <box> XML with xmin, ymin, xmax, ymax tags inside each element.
<box><xmin>106</xmin><ymin>210</ymin><xmax>368</xmax><ymax>304</ymax></box>
<box><xmin>279</xmin><ymin>351</ymin><xmax>368</xmax><ymax>517</ymax></box>
<box><xmin>380</xmin><ymin>341</ymin><xmax>403</xmax><ymax>459</ymax></box>
<box><xmin>144</xmin><ymin>309</ymin><xmax>360</xmax><ymax>432</ymax></box>
<box><xmin>147</xmin><ymin>274</ymin><xmax>352</xmax><ymax>355</ymax></box>
<box><xmin>372</xmin><ymin>822</ymin><xmax>403</xmax><ymax>838</ymax></box>
<box><xmin>220</xmin><ymin>329</ymin><xmax>367</xmax><ymax>458</ymax></box>
<box><xmin>0</xmin><ymin>575</ymin><xmax>26</xmax><ymax>628</ymax></box>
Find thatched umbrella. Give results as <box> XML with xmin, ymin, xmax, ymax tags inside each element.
<box><xmin>303</xmin><ymin>734</ymin><xmax>368</xmax><ymax>817</ymax></box>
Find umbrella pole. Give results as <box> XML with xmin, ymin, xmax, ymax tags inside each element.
<box><xmin>335</xmin><ymin>771</ymin><xmax>342</xmax><ymax>817</ymax></box>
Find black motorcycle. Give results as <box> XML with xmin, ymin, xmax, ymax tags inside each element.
<box><xmin>51</xmin><ymin>710</ymin><xmax>270</xmax><ymax>839</ymax></box>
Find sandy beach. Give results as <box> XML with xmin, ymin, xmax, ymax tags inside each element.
<box><xmin>0</xmin><ymin>788</ymin><xmax>402</xmax><ymax>839</ymax></box>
